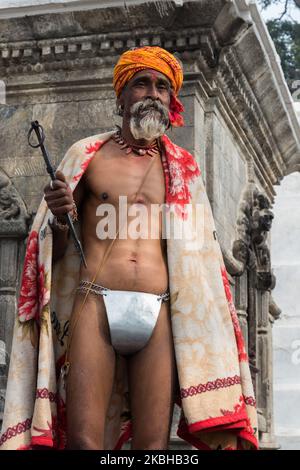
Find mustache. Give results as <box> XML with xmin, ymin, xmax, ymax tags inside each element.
<box><xmin>130</xmin><ymin>98</ymin><xmax>169</xmax><ymax>118</ymax></box>
<box><xmin>129</xmin><ymin>99</ymin><xmax>169</xmax><ymax>140</ymax></box>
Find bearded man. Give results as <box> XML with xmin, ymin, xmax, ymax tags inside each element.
<box><xmin>0</xmin><ymin>47</ymin><xmax>258</xmax><ymax>451</ymax></box>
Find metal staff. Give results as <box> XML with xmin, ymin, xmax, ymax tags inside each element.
<box><xmin>28</xmin><ymin>120</ymin><xmax>87</xmax><ymax>268</ymax></box>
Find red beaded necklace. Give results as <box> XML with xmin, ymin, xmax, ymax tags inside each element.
<box><xmin>113</xmin><ymin>127</ymin><xmax>160</xmax><ymax>157</ymax></box>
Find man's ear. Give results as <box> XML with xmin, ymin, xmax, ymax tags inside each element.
<box><xmin>116</xmin><ymin>97</ymin><xmax>124</xmax><ymax>117</ymax></box>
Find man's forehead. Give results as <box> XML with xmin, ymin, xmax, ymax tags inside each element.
<box><xmin>130</xmin><ymin>68</ymin><xmax>171</xmax><ymax>84</ymax></box>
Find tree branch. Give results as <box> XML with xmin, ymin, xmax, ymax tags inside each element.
<box><xmin>279</xmin><ymin>0</ymin><xmax>289</xmax><ymax>20</ymax></box>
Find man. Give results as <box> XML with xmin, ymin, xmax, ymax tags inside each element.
<box><xmin>45</xmin><ymin>50</ymin><xmax>183</xmax><ymax>450</ymax></box>
<box><xmin>0</xmin><ymin>47</ymin><xmax>258</xmax><ymax>451</ymax></box>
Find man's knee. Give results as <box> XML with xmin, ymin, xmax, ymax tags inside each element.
<box><xmin>67</xmin><ymin>432</ymin><xmax>104</xmax><ymax>450</ymax></box>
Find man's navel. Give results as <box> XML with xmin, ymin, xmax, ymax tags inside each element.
<box><xmin>128</xmin><ymin>251</ymin><xmax>138</xmax><ymax>263</ymax></box>
<box><xmin>101</xmin><ymin>192</ymin><xmax>109</xmax><ymax>200</ymax></box>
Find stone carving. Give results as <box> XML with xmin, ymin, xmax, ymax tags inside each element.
<box><xmin>233</xmin><ymin>186</ymin><xmax>275</xmax><ymax>288</ymax></box>
<box><xmin>232</xmin><ymin>184</ymin><xmax>279</xmax><ymax>448</ymax></box>
<box><xmin>0</xmin><ymin>187</ymin><xmax>20</xmax><ymax>221</ymax></box>
<box><xmin>233</xmin><ymin>187</ymin><xmax>252</xmax><ymax>267</ymax></box>
<box><xmin>0</xmin><ymin>169</ymin><xmax>30</xmax><ymax>424</ymax></box>
<box><xmin>252</xmin><ymin>192</ymin><xmax>273</xmax><ymax>244</ymax></box>
<box><xmin>0</xmin><ymin>170</ymin><xmax>29</xmax><ymax>235</ymax></box>
<box><xmin>251</xmin><ymin>191</ymin><xmax>275</xmax><ymax>291</ymax></box>
<box><xmin>269</xmin><ymin>295</ymin><xmax>281</xmax><ymax>322</ymax></box>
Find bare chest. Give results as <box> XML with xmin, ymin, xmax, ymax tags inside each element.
<box><xmin>85</xmin><ymin>151</ymin><xmax>166</xmax><ymax>206</ymax></box>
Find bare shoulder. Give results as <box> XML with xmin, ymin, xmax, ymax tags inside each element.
<box><xmin>83</xmin><ymin>138</ymin><xmax>118</xmax><ymax>198</ymax></box>
<box><xmin>88</xmin><ymin>138</ymin><xmax>116</xmax><ymax>168</ymax></box>
<box><xmin>85</xmin><ymin>140</ymin><xmax>123</xmax><ymax>186</ymax></box>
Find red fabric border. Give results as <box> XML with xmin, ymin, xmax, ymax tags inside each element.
<box><xmin>188</xmin><ymin>411</ymin><xmax>248</xmax><ymax>434</ymax></box>
<box><xmin>178</xmin><ymin>415</ymin><xmax>259</xmax><ymax>450</ymax></box>
<box><xmin>31</xmin><ymin>436</ymin><xmax>54</xmax><ymax>448</ymax></box>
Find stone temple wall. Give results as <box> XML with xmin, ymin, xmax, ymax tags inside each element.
<box><xmin>0</xmin><ymin>0</ymin><xmax>300</xmax><ymax>449</ymax></box>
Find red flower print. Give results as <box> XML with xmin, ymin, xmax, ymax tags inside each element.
<box><xmin>85</xmin><ymin>141</ymin><xmax>103</xmax><ymax>155</ymax></box>
<box><xmin>33</xmin><ymin>414</ymin><xmax>57</xmax><ymax>445</ymax></box>
<box><xmin>72</xmin><ymin>140</ymin><xmax>104</xmax><ymax>182</ymax></box>
<box><xmin>33</xmin><ymin>421</ymin><xmax>54</xmax><ymax>440</ymax></box>
<box><xmin>18</xmin><ymin>231</ymin><xmax>39</xmax><ymax>321</ymax></box>
<box><xmin>18</xmin><ymin>231</ymin><xmax>49</xmax><ymax>322</ymax></box>
<box><xmin>38</xmin><ymin>264</ymin><xmax>50</xmax><ymax>312</ymax></box>
<box><xmin>161</xmin><ymin>135</ymin><xmax>200</xmax><ymax>220</ymax></box>
<box><xmin>72</xmin><ymin>156</ymin><xmax>94</xmax><ymax>182</ymax></box>
<box><xmin>220</xmin><ymin>396</ymin><xmax>246</xmax><ymax>416</ymax></box>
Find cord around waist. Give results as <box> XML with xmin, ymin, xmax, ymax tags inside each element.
<box><xmin>77</xmin><ymin>280</ymin><xmax>170</xmax><ymax>302</ymax></box>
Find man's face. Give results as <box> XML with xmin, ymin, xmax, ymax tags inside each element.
<box><xmin>118</xmin><ymin>68</ymin><xmax>172</xmax><ymax>140</ymax></box>
<box><xmin>120</xmin><ymin>69</ymin><xmax>172</xmax><ymax>111</ymax></box>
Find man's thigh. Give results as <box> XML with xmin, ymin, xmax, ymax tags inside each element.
<box><xmin>66</xmin><ymin>293</ymin><xmax>116</xmax><ymax>449</ymax></box>
<box><xmin>127</xmin><ymin>300</ymin><xmax>177</xmax><ymax>450</ymax></box>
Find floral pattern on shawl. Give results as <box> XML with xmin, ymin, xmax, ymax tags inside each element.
<box><xmin>161</xmin><ymin>135</ymin><xmax>200</xmax><ymax>219</ymax></box>
<box><xmin>18</xmin><ymin>231</ymin><xmax>50</xmax><ymax>323</ymax></box>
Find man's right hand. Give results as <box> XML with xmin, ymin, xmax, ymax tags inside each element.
<box><xmin>44</xmin><ymin>170</ymin><xmax>74</xmax><ymax>219</ymax></box>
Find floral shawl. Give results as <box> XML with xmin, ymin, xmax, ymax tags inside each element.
<box><xmin>0</xmin><ymin>131</ymin><xmax>258</xmax><ymax>450</ymax></box>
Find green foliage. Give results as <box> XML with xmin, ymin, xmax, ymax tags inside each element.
<box><xmin>257</xmin><ymin>1</ymin><xmax>300</xmax><ymax>92</ymax></box>
<box><xmin>266</xmin><ymin>19</ymin><xmax>300</xmax><ymax>91</ymax></box>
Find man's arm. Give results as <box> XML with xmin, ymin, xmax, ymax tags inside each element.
<box><xmin>44</xmin><ymin>170</ymin><xmax>85</xmax><ymax>262</ymax></box>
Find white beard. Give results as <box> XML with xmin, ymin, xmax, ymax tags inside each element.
<box><xmin>129</xmin><ymin>99</ymin><xmax>169</xmax><ymax>140</ymax></box>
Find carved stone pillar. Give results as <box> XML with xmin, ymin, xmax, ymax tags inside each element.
<box><xmin>235</xmin><ymin>272</ymin><xmax>249</xmax><ymax>353</ymax></box>
<box><xmin>258</xmin><ymin>296</ymin><xmax>281</xmax><ymax>449</ymax></box>
<box><xmin>231</xmin><ymin>184</ymin><xmax>280</xmax><ymax>448</ymax></box>
<box><xmin>0</xmin><ymin>169</ymin><xmax>29</xmax><ymax>421</ymax></box>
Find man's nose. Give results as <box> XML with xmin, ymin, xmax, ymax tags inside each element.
<box><xmin>146</xmin><ymin>83</ymin><xmax>159</xmax><ymax>99</ymax></box>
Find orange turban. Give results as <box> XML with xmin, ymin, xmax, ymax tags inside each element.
<box><xmin>113</xmin><ymin>46</ymin><xmax>183</xmax><ymax>98</ymax></box>
<box><xmin>113</xmin><ymin>46</ymin><xmax>185</xmax><ymax>127</ymax></box>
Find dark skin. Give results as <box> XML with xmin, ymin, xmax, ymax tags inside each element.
<box><xmin>44</xmin><ymin>69</ymin><xmax>178</xmax><ymax>450</ymax></box>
